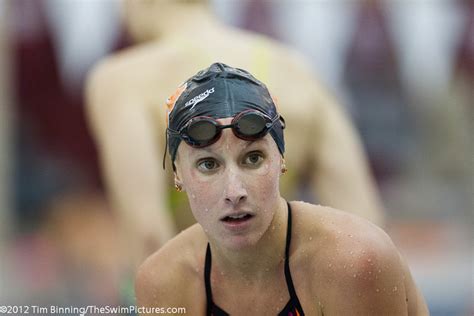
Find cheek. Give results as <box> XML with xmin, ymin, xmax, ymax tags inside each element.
<box><xmin>246</xmin><ymin>157</ymin><xmax>281</xmax><ymax>199</ymax></box>
<box><xmin>183</xmin><ymin>170</ymin><xmax>222</xmax><ymax>217</ymax></box>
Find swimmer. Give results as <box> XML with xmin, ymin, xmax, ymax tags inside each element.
<box><xmin>86</xmin><ymin>0</ymin><xmax>385</xmax><ymax>269</ymax></box>
<box><xmin>135</xmin><ymin>63</ymin><xmax>428</xmax><ymax>315</ymax></box>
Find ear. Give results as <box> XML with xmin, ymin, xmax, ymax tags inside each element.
<box><xmin>174</xmin><ymin>171</ymin><xmax>185</xmax><ymax>192</ymax></box>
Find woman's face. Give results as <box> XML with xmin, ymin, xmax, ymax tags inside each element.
<box><xmin>175</xmin><ymin>118</ymin><xmax>282</xmax><ymax>250</ymax></box>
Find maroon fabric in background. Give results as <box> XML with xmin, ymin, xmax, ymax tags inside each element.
<box><xmin>343</xmin><ymin>0</ymin><xmax>409</xmax><ymax>182</ymax></box>
<box><xmin>240</xmin><ymin>0</ymin><xmax>279</xmax><ymax>40</ymax></box>
<box><xmin>455</xmin><ymin>0</ymin><xmax>474</xmax><ymax>83</ymax></box>
<box><xmin>11</xmin><ymin>0</ymin><xmax>130</xmax><ymax>190</ymax></box>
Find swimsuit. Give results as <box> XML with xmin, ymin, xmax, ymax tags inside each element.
<box><xmin>204</xmin><ymin>202</ymin><xmax>305</xmax><ymax>315</ymax></box>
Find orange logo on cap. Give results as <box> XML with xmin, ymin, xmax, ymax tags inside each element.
<box><xmin>165</xmin><ymin>82</ymin><xmax>187</xmax><ymax>126</ymax></box>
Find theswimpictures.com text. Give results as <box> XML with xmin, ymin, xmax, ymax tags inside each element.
<box><xmin>0</xmin><ymin>305</ymin><xmax>186</xmax><ymax>315</ymax></box>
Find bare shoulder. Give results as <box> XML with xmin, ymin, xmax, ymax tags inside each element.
<box><xmin>290</xmin><ymin>202</ymin><xmax>428</xmax><ymax>315</ymax></box>
<box><xmin>86</xmin><ymin>41</ymin><xmax>178</xmax><ymax>97</ymax></box>
<box><xmin>84</xmin><ymin>42</ymin><xmax>186</xmax><ymax>134</ymax></box>
<box><xmin>135</xmin><ymin>224</ymin><xmax>208</xmax><ymax>315</ymax></box>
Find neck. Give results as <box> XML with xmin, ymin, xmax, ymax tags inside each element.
<box><xmin>209</xmin><ymin>197</ymin><xmax>288</xmax><ymax>281</ymax></box>
<box><xmin>152</xmin><ymin>4</ymin><xmax>223</xmax><ymax>41</ymax></box>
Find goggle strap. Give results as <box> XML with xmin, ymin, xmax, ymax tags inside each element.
<box><xmin>162</xmin><ymin>130</ymin><xmax>169</xmax><ymax>170</ymax></box>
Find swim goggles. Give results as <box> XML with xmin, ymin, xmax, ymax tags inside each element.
<box><xmin>167</xmin><ymin>109</ymin><xmax>285</xmax><ymax>148</ymax></box>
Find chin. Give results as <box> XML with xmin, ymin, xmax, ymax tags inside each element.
<box><xmin>221</xmin><ymin>235</ymin><xmax>257</xmax><ymax>251</ymax></box>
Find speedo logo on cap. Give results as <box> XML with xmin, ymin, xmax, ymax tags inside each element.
<box><xmin>185</xmin><ymin>87</ymin><xmax>215</xmax><ymax>109</ymax></box>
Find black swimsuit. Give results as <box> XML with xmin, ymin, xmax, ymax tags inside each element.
<box><xmin>204</xmin><ymin>202</ymin><xmax>305</xmax><ymax>315</ymax></box>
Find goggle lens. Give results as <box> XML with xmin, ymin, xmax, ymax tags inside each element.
<box><xmin>236</xmin><ymin>112</ymin><xmax>267</xmax><ymax>137</ymax></box>
<box><xmin>187</xmin><ymin>120</ymin><xmax>218</xmax><ymax>142</ymax></box>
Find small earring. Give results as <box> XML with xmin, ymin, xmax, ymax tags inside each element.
<box><xmin>174</xmin><ymin>183</ymin><xmax>183</xmax><ymax>192</ymax></box>
<box><xmin>281</xmin><ymin>159</ymin><xmax>287</xmax><ymax>175</ymax></box>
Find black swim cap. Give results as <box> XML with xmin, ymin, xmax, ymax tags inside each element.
<box><xmin>165</xmin><ymin>62</ymin><xmax>285</xmax><ymax>164</ymax></box>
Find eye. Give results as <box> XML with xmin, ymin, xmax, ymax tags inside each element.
<box><xmin>197</xmin><ymin>158</ymin><xmax>219</xmax><ymax>172</ymax></box>
<box><xmin>244</xmin><ymin>151</ymin><xmax>264</xmax><ymax>166</ymax></box>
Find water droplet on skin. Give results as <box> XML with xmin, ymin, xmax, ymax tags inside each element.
<box><xmin>348</xmin><ymin>234</ymin><xmax>353</xmax><ymax>238</ymax></box>
<box><xmin>265</xmin><ymin>268</ymin><xmax>270</xmax><ymax>272</ymax></box>
<box><xmin>376</xmin><ymin>288</ymin><xmax>380</xmax><ymax>292</ymax></box>
<box><xmin>350</xmin><ymin>264</ymin><xmax>354</xmax><ymax>267</ymax></box>
<box><xmin>353</xmin><ymin>274</ymin><xmax>357</xmax><ymax>278</ymax></box>
<box><xmin>309</xmin><ymin>236</ymin><xmax>313</xmax><ymax>241</ymax></box>
<box><xmin>367</xmin><ymin>259</ymin><xmax>372</xmax><ymax>263</ymax></box>
<box><xmin>191</xmin><ymin>194</ymin><xmax>196</xmax><ymax>199</ymax></box>
<box><xmin>378</xmin><ymin>269</ymin><xmax>382</xmax><ymax>273</ymax></box>
<box><xmin>350</xmin><ymin>251</ymin><xmax>354</xmax><ymax>255</ymax></box>
<box><xmin>205</xmin><ymin>208</ymin><xmax>209</xmax><ymax>212</ymax></box>
<box><xmin>343</xmin><ymin>264</ymin><xmax>347</xmax><ymax>269</ymax></box>
<box><xmin>393</xmin><ymin>286</ymin><xmax>398</xmax><ymax>292</ymax></box>
<box><xmin>272</xmin><ymin>225</ymin><xmax>275</xmax><ymax>230</ymax></box>
<box><xmin>328</xmin><ymin>263</ymin><xmax>332</xmax><ymax>268</ymax></box>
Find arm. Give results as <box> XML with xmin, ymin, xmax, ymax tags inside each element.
<box><xmin>135</xmin><ymin>246</ymin><xmax>200</xmax><ymax>315</ymax></box>
<box><xmin>311</xmin><ymin>92</ymin><xmax>385</xmax><ymax>226</ymax></box>
<box><xmin>85</xmin><ymin>61</ymin><xmax>176</xmax><ymax>269</ymax></box>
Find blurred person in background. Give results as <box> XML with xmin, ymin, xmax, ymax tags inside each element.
<box><xmin>86</xmin><ymin>0</ymin><xmax>385</xmax><ymax>274</ymax></box>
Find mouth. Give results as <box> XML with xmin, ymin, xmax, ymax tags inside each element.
<box><xmin>219</xmin><ymin>210</ymin><xmax>256</xmax><ymax>229</ymax></box>
<box><xmin>221</xmin><ymin>213</ymin><xmax>254</xmax><ymax>223</ymax></box>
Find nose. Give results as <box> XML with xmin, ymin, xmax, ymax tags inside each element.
<box><xmin>223</xmin><ymin>169</ymin><xmax>248</xmax><ymax>206</ymax></box>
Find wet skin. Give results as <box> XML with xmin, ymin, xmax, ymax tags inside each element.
<box><xmin>174</xmin><ymin>118</ymin><xmax>289</xmax><ymax>266</ymax></box>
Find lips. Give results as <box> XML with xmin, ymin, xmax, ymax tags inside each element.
<box><xmin>221</xmin><ymin>213</ymin><xmax>254</xmax><ymax>222</ymax></box>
